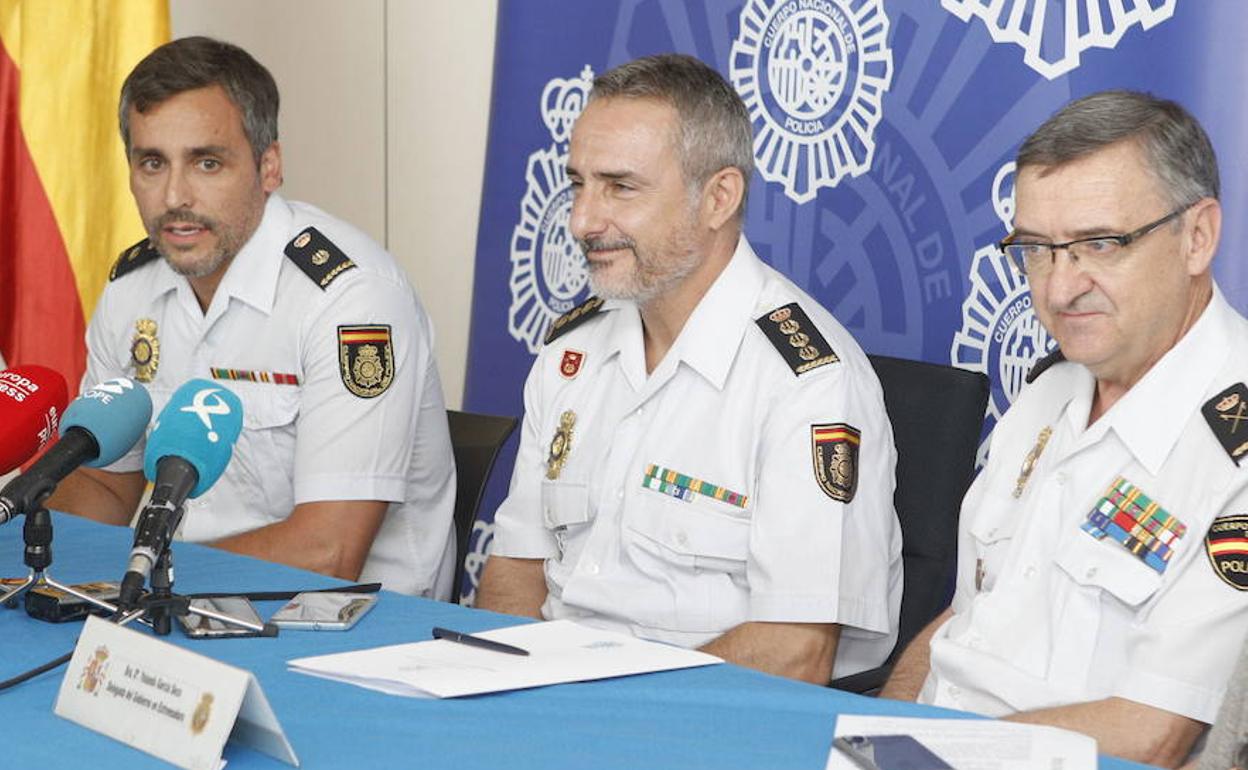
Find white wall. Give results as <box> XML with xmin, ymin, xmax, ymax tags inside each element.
<box><xmin>170</xmin><ymin>0</ymin><xmax>497</xmax><ymax>408</ymax></box>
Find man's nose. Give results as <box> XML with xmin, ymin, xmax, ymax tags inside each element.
<box><xmin>1038</xmin><ymin>246</ymin><xmax>1095</xmax><ymax>308</ymax></box>
<box><xmin>162</xmin><ymin>165</ymin><xmax>194</xmax><ymax>211</ymax></box>
<box><xmin>569</xmin><ymin>188</ymin><xmax>604</xmax><ymax>242</ymax></box>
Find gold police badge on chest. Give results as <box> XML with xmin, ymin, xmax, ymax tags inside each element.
<box><xmin>130</xmin><ymin>318</ymin><xmax>160</xmax><ymax>382</ymax></box>
<box><xmin>337</xmin><ymin>324</ymin><xmax>394</xmax><ymax>398</ymax></box>
<box><xmin>546</xmin><ymin>410</ymin><xmax>576</xmax><ymax>480</ymax></box>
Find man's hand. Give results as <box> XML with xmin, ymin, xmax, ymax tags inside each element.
<box><xmin>476</xmin><ymin>556</ymin><xmax>547</xmax><ymax>618</ymax></box>
<box><xmin>700</xmin><ymin>621</ymin><xmax>840</xmax><ymax>684</ymax></box>
<box><xmin>1009</xmin><ymin>697</ymin><xmax>1204</xmax><ymax>768</ymax></box>
<box><xmin>210</xmin><ymin>499</ymin><xmax>387</xmax><ymax>581</ymax></box>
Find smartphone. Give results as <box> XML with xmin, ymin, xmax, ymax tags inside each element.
<box><xmin>833</xmin><ymin>735</ymin><xmax>953</xmax><ymax>770</ymax></box>
<box><xmin>25</xmin><ymin>581</ymin><xmax>121</xmax><ymax>622</ymax></box>
<box><xmin>177</xmin><ymin>596</ymin><xmax>265</xmax><ymax>639</ymax></box>
<box><xmin>269</xmin><ymin>591</ymin><xmax>377</xmax><ymax>630</ymax></box>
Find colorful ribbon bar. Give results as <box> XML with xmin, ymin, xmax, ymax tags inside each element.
<box><xmin>210</xmin><ymin>367</ymin><xmax>300</xmax><ymax>386</ymax></box>
<box><xmin>642</xmin><ymin>464</ymin><xmax>748</xmax><ymax>509</ymax></box>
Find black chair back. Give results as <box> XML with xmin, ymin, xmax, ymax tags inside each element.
<box><xmin>446</xmin><ymin>409</ymin><xmax>518</xmax><ymax>604</ymax></box>
<box><xmin>830</xmin><ymin>354</ymin><xmax>989</xmax><ymax>692</ymax></box>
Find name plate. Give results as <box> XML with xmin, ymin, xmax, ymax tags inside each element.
<box><xmin>55</xmin><ymin>615</ymin><xmax>298</xmax><ymax>770</ymax></box>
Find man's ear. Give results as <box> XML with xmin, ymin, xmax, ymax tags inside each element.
<box><xmin>1184</xmin><ymin>196</ymin><xmax>1220</xmax><ymax>276</ymax></box>
<box><xmin>260</xmin><ymin>141</ymin><xmax>283</xmax><ymax>193</ymax></box>
<box><xmin>700</xmin><ymin>166</ymin><xmax>746</xmax><ymax>231</ymax></box>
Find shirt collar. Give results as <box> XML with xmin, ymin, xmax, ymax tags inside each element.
<box><xmin>208</xmin><ymin>194</ymin><xmax>289</xmax><ymax>316</ymax></box>
<box><xmin>597</xmin><ymin>236</ymin><xmax>764</xmax><ymax>391</ymax></box>
<box><xmin>1079</xmin><ymin>286</ymin><xmax>1231</xmax><ymax>475</ymax></box>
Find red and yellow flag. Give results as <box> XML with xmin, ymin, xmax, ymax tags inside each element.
<box><xmin>0</xmin><ymin>1</ymin><xmax>169</xmax><ymax>390</ymax></box>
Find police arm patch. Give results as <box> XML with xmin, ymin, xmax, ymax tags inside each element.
<box><xmin>286</xmin><ymin>227</ymin><xmax>356</xmax><ymax>289</ymax></box>
<box><xmin>1206</xmin><ymin>515</ymin><xmax>1248</xmax><ymax>591</ymax></box>
<box><xmin>338</xmin><ymin>325</ymin><xmax>394</xmax><ymax>398</ymax></box>
<box><xmin>811</xmin><ymin>423</ymin><xmax>859</xmax><ymax>503</ymax></box>
<box><xmin>755</xmin><ymin>303</ymin><xmax>838</xmax><ymax>375</ymax></box>
<box><xmin>1203</xmin><ymin>383</ymin><xmax>1248</xmax><ymax>465</ymax></box>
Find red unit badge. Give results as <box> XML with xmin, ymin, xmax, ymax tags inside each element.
<box><xmin>560</xmin><ymin>350</ymin><xmax>585</xmax><ymax>379</ymax></box>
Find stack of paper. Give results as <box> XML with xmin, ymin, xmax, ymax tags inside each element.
<box><xmin>825</xmin><ymin>715</ymin><xmax>1097</xmax><ymax>770</ymax></box>
<box><xmin>288</xmin><ymin>619</ymin><xmax>721</xmax><ymax>698</ymax></box>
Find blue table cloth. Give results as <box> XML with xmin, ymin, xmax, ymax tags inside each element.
<box><xmin>0</xmin><ymin>513</ymin><xmax>1153</xmax><ymax>769</ymax></box>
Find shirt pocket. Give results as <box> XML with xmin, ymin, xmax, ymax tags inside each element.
<box><xmin>228</xmin><ymin>386</ymin><xmax>300</xmax><ymax>519</ymax></box>
<box><xmin>625</xmin><ymin>491</ymin><xmax>750</xmax><ymax>577</ymax></box>
<box><xmin>967</xmin><ymin>499</ymin><xmax>1021</xmax><ymax>593</ymax></box>
<box><xmin>541</xmin><ymin>480</ymin><xmax>592</xmax><ymax>558</ymax></box>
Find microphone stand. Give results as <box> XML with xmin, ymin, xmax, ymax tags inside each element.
<box><xmin>0</xmin><ymin>507</ymin><xmax>117</xmax><ymax>615</ymax></box>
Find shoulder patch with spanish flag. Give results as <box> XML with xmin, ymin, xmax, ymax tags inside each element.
<box><xmin>337</xmin><ymin>325</ymin><xmax>394</xmax><ymax>398</ymax></box>
<box><xmin>811</xmin><ymin>423</ymin><xmax>859</xmax><ymax>503</ymax></box>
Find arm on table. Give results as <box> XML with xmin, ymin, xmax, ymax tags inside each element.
<box><xmin>209</xmin><ymin>499</ymin><xmax>386</xmax><ymax>581</ymax></box>
<box><xmin>879</xmin><ymin>606</ymin><xmax>951</xmax><ymax>701</ymax></box>
<box><xmin>700</xmin><ymin>621</ymin><xmax>840</xmax><ymax>685</ymax></box>
<box><xmin>44</xmin><ymin>467</ymin><xmax>146</xmax><ymax>526</ymax></box>
<box><xmin>475</xmin><ymin>555</ymin><xmax>547</xmax><ymax>619</ymax></box>
<box><xmin>1008</xmin><ymin>697</ymin><xmax>1205</xmax><ymax>768</ymax></box>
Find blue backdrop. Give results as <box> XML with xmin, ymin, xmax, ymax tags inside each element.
<box><xmin>459</xmin><ymin>0</ymin><xmax>1248</xmax><ymax>603</ymax></box>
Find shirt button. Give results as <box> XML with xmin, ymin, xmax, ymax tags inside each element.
<box><xmin>584</xmin><ymin>563</ymin><xmax>599</xmax><ymax>575</ymax></box>
<box><xmin>1023</xmin><ymin>565</ymin><xmax>1036</xmax><ymax>579</ymax></box>
<box><xmin>1085</xmin><ymin>567</ymin><xmax>1098</xmax><ymax>580</ymax></box>
<box><xmin>616</xmin><ymin>488</ymin><xmax>624</xmax><ymax>501</ymax></box>
<box><xmin>1054</xmin><ymin>472</ymin><xmax>1067</xmax><ymax>485</ymax></box>
<box><xmin>676</xmin><ymin>531</ymin><xmax>689</xmax><ymax>547</ymax></box>
<box><xmin>947</xmin><ymin>684</ymin><xmax>961</xmax><ymax>700</ymax></box>
<box><xmin>988</xmin><ymin>527</ymin><xmax>998</xmax><ymax>538</ymax></box>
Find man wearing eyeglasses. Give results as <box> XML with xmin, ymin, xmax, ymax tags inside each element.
<box><xmin>881</xmin><ymin>90</ymin><xmax>1248</xmax><ymax>767</ymax></box>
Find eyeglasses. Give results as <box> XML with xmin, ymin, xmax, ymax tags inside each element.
<box><xmin>997</xmin><ymin>203</ymin><xmax>1192</xmax><ymax>277</ymax></box>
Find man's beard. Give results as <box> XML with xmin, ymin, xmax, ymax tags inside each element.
<box><xmin>580</xmin><ymin>224</ymin><xmax>701</xmax><ymax>305</ymax></box>
<box><xmin>148</xmin><ymin>209</ymin><xmax>249</xmax><ymax>279</ymax></box>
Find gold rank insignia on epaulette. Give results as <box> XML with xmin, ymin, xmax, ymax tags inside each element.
<box><xmin>755</xmin><ymin>303</ymin><xmax>838</xmax><ymax>375</ymax></box>
<box><xmin>545</xmin><ymin>296</ymin><xmax>604</xmax><ymax>345</ymax></box>
<box><xmin>109</xmin><ymin>238</ymin><xmax>161</xmax><ymax>281</ymax></box>
<box><xmin>284</xmin><ymin>227</ymin><xmax>356</xmax><ymax>289</ymax></box>
<box><xmin>1202</xmin><ymin>383</ymin><xmax>1248</xmax><ymax>466</ymax></box>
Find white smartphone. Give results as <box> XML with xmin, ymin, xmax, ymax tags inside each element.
<box><xmin>269</xmin><ymin>591</ymin><xmax>378</xmax><ymax>631</ymax></box>
<box><xmin>177</xmin><ymin>596</ymin><xmax>265</xmax><ymax>639</ymax></box>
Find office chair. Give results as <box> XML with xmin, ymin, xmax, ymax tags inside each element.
<box><xmin>829</xmin><ymin>355</ymin><xmax>989</xmax><ymax>693</ymax></box>
<box><xmin>446</xmin><ymin>409</ymin><xmax>518</xmax><ymax>604</ymax></box>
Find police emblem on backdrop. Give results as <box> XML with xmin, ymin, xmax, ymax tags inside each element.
<box><xmin>130</xmin><ymin>318</ymin><xmax>160</xmax><ymax>383</ymax></box>
<box><xmin>508</xmin><ymin>65</ymin><xmax>596</xmax><ymax>353</ymax></box>
<box><xmin>1203</xmin><ymin>383</ymin><xmax>1248</xmax><ymax>465</ymax></box>
<box><xmin>546</xmin><ymin>410</ymin><xmax>576</xmax><ymax>480</ymax></box>
<box><xmin>730</xmin><ymin>0</ymin><xmax>893</xmax><ymax>202</ymax></box>
<box><xmin>1206</xmin><ymin>515</ymin><xmax>1248</xmax><ymax>591</ymax></box>
<box><xmin>941</xmin><ymin>0</ymin><xmax>1178</xmax><ymax>79</ymax></box>
<box><xmin>811</xmin><ymin>423</ymin><xmax>859</xmax><ymax>503</ymax></box>
<box><xmin>337</xmin><ymin>325</ymin><xmax>394</xmax><ymax>398</ymax></box>
<box><xmin>952</xmin><ymin>162</ymin><xmax>1057</xmax><ymax>467</ymax></box>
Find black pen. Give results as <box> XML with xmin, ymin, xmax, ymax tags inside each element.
<box><xmin>431</xmin><ymin>626</ymin><xmax>530</xmax><ymax>656</ymax></box>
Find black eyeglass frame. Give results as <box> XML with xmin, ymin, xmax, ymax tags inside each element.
<box><xmin>997</xmin><ymin>203</ymin><xmax>1194</xmax><ymax>275</ymax></box>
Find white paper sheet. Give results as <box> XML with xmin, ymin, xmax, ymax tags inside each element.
<box><xmin>287</xmin><ymin>619</ymin><xmax>722</xmax><ymax>698</ymax></box>
<box><xmin>825</xmin><ymin>714</ymin><xmax>1097</xmax><ymax>770</ymax></box>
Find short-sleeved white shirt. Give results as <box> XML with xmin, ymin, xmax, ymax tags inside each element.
<box><xmin>83</xmin><ymin>194</ymin><xmax>456</xmax><ymax>598</ymax></box>
<box><xmin>491</xmin><ymin>237</ymin><xmax>903</xmax><ymax>677</ymax></box>
<box><xmin>921</xmin><ymin>287</ymin><xmax>1248</xmax><ymax>723</ymax></box>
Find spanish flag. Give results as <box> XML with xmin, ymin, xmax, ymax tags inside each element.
<box><xmin>0</xmin><ymin>1</ymin><xmax>168</xmax><ymax>390</ymax></box>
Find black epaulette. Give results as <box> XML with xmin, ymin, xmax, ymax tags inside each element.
<box><xmin>1025</xmin><ymin>348</ymin><xmax>1066</xmax><ymax>384</ymax></box>
<box><xmin>545</xmin><ymin>296</ymin><xmax>604</xmax><ymax>345</ymax></box>
<box><xmin>109</xmin><ymin>238</ymin><xmax>160</xmax><ymax>281</ymax></box>
<box><xmin>284</xmin><ymin>227</ymin><xmax>356</xmax><ymax>290</ymax></box>
<box><xmin>1202</xmin><ymin>383</ymin><xmax>1248</xmax><ymax>466</ymax></box>
<box><xmin>755</xmin><ymin>302</ymin><xmax>839</xmax><ymax>376</ymax></box>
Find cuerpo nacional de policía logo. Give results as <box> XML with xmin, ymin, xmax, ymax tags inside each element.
<box><xmin>951</xmin><ymin>162</ymin><xmax>1055</xmax><ymax>464</ymax></box>
<box><xmin>730</xmin><ymin>0</ymin><xmax>893</xmax><ymax>203</ymax></box>
<box><xmin>942</xmin><ymin>0</ymin><xmax>1178</xmax><ymax>79</ymax></box>
<box><xmin>507</xmin><ymin>66</ymin><xmax>595</xmax><ymax>353</ymax></box>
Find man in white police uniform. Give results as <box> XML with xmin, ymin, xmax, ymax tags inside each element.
<box><xmin>882</xmin><ymin>91</ymin><xmax>1248</xmax><ymax>766</ymax></box>
<box><xmin>48</xmin><ymin>38</ymin><xmax>455</xmax><ymax>598</ymax></box>
<box><xmin>476</xmin><ymin>54</ymin><xmax>902</xmax><ymax>684</ymax></box>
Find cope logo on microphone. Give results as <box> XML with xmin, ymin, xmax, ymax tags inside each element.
<box><xmin>179</xmin><ymin>388</ymin><xmax>233</xmax><ymax>443</ymax></box>
<box><xmin>81</xmin><ymin>377</ymin><xmax>139</xmax><ymax>405</ymax></box>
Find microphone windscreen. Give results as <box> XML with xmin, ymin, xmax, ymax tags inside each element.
<box><xmin>61</xmin><ymin>378</ymin><xmax>154</xmax><ymax>468</ymax></box>
<box><xmin>143</xmin><ymin>379</ymin><xmax>243</xmax><ymax>498</ymax></box>
<box><xmin>0</xmin><ymin>365</ymin><xmax>70</xmax><ymax>474</ymax></box>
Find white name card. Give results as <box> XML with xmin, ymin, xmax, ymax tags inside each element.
<box><xmin>55</xmin><ymin>615</ymin><xmax>298</xmax><ymax>770</ymax></box>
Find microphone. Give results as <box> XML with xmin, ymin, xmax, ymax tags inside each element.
<box><xmin>0</xmin><ymin>365</ymin><xmax>70</xmax><ymax>475</ymax></box>
<box><xmin>119</xmin><ymin>379</ymin><xmax>243</xmax><ymax>608</ymax></box>
<box><xmin>0</xmin><ymin>377</ymin><xmax>152</xmax><ymax>525</ymax></box>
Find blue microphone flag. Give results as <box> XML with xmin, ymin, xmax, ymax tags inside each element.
<box><xmin>60</xmin><ymin>378</ymin><xmax>153</xmax><ymax>468</ymax></box>
<box><xmin>143</xmin><ymin>379</ymin><xmax>244</xmax><ymax>498</ymax></box>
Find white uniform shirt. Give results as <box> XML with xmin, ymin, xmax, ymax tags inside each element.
<box><xmin>492</xmin><ymin>237</ymin><xmax>903</xmax><ymax>677</ymax></box>
<box><xmin>922</xmin><ymin>287</ymin><xmax>1248</xmax><ymax>723</ymax></box>
<box><xmin>84</xmin><ymin>194</ymin><xmax>456</xmax><ymax>597</ymax></box>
